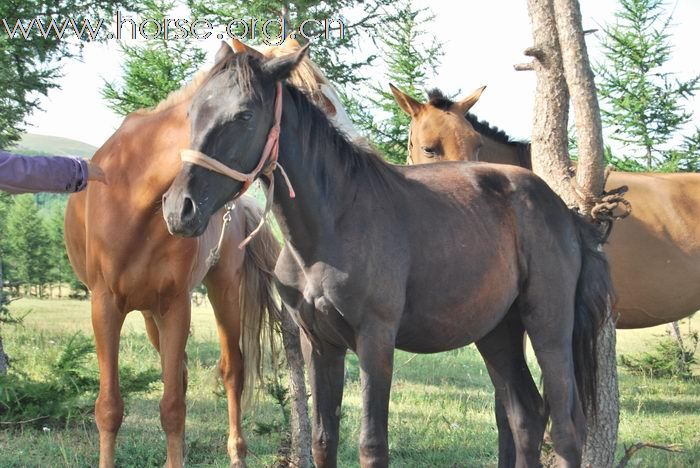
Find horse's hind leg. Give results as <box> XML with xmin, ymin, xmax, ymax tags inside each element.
<box><xmin>142</xmin><ymin>310</ymin><xmax>160</xmax><ymax>352</ymax></box>
<box><xmin>91</xmin><ymin>289</ymin><xmax>127</xmax><ymax>468</ymax></box>
<box><xmin>476</xmin><ymin>312</ymin><xmax>545</xmax><ymax>468</ymax></box>
<box><xmin>152</xmin><ymin>297</ymin><xmax>191</xmax><ymax>468</ymax></box>
<box><xmin>522</xmin><ymin>291</ymin><xmax>585</xmax><ymax>467</ymax></box>
<box><xmin>204</xmin><ymin>274</ymin><xmax>247</xmax><ymax>467</ymax></box>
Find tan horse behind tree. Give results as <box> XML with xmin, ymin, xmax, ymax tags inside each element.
<box><xmin>391</xmin><ymin>85</ymin><xmax>700</xmax><ymax>329</ymax></box>
<box><xmin>64</xmin><ymin>39</ymin><xmax>351</xmax><ymax>468</ymax></box>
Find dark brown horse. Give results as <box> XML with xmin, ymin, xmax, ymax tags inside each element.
<box><xmin>161</xmin><ymin>44</ymin><xmax>613</xmax><ymax>467</ymax></box>
<box><xmin>64</xmin><ymin>69</ymin><xmax>282</xmax><ymax>467</ymax></box>
<box><xmin>393</xmin><ymin>85</ymin><xmax>700</xmax><ymax>329</ymax></box>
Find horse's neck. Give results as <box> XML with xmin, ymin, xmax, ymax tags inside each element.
<box><xmin>269</xmin><ymin>92</ymin><xmax>352</xmax><ymax>256</ymax></box>
<box><xmin>106</xmin><ymin>106</ymin><xmax>189</xmax><ymax>211</ymax></box>
<box><xmin>479</xmin><ymin>135</ymin><xmax>530</xmax><ymax>168</ymax></box>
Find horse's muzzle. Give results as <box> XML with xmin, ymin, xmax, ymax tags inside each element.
<box><xmin>162</xmin><ymin>184</ymin><xmax>208</xmax><ymax>237</ymax></box>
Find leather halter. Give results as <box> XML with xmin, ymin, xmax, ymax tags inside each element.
<box><xmin>180</xmin><ymin>82</ymin><xmax>295</xmax><ymax>250</ymax></box>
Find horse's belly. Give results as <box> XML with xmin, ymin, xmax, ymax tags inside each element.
<box><xmin>395</xmin><ymin>295</ymin><xmax>516</xmax><ymax>354</ymax></box>
<box><xmin>608</xmin><ymin>235</ymin><xmax>700</xmax><ymax>328</ymax></box>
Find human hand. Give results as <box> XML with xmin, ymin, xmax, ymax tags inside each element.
<box><xmin>86</xmin><ymin>161</ymin><xmax>107</xmax><ymax>184</ymax></box>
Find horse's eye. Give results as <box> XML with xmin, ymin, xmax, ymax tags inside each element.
<box><xmin>235</xmin><ymin>111</ymin><xmax>253</xmax><ymax>121</ymax></box>
<box><xmin>422</xmin><ymin>146</ymin><xmax>437</xmax><ymax>158</ymax></box>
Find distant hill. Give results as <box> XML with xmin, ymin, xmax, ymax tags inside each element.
<box><xmin>7</xmin><ymin>133</ymin><xmax>98</xmax><ymax>159</ymax></box>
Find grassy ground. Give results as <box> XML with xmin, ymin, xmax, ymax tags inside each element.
<box><xmin>1</xmin><ymin>298</ymin><xmax>698</xmax><ymax>467</ymax></box>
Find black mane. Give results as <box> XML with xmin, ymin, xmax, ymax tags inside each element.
<box><xmin>427</xmin><ymin>88</ymin><xmax>455</xmax><ymax>110</ymax></box>
<box><xmin>285</xmin><ymin>83</ymin><xmax>397</xmax><ymax>179</ymax></box>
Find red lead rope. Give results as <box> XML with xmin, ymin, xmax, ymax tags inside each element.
<box><xmin>180</xmin><ymin>82</ymin><xmax>295</xmax><ymax>250</ymax></box>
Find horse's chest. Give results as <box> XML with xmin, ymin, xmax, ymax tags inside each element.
<box><xmin>277</xmin><ymin>263</ymin><xmax>357</xmax><ymax>349</ymax></box>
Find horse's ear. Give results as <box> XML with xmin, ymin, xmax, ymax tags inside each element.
<box><xmin>230</xmin><ymin>38</ymin><xmax>264</xmax><ymax>59</ymax></box>
<box><xmin>389</xmin><ymin>83</ymin><xmax>423</xmax><ymax>117</ymax></box>
<box><xmin>319</xmin><ymin>84</ymin><xmax>338</xmax><ymax>116</ymax></box>
<box><xmin>262</xmin><ymin>43</ymin><xmax>310</xmax><ymax>81</ymax></box>
<box><xmin>281</xmin><ymin>37</ymin><xmax>301</xmax><ymax>50</ymax></box>
<box><xmin>454</xmin><ymin>86</ymin><xmax>487</xmax><ymax>115</ymax></box>
<box><xmin>215</xmin><ymin>41</ymin><xmax>234</xmax><ymax>63</ymax></box>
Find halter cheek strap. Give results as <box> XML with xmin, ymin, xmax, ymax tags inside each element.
<box><xmin>180</xmin><ymin>82</ymin><xmax>295</xmax><ymax>251</ymax></box>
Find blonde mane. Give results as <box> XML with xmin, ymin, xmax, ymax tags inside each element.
<box><xmin>257</xmin><ymin>42</ymin><xmax>331</xmax><ymax>108</ymax></box>
<box><xmin>132</xmin><ymin>69</ymin><xmax>210</xmax><ymax>115</ymax></box>
<box><xmin>134</xmin><ymin>41</ymin><xmax>329</xmax><ymax>116</ymax></box>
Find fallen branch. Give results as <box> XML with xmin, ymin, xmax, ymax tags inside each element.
<box><xmin>615</xmin><ymin>442</ymin><xmax>683</xmax><ymax>468</ymax></box>
<box><xmin>0</xmin><ymin>415</ymin><xmax>49</xmax><ymax>426</ymax></box>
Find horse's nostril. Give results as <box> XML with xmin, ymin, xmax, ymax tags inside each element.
<box><xmin>181</xmin><ymin>196</ymin><xmax>196</xmax><ymax>221</ymax></box>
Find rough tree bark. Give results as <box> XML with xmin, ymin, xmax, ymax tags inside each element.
<box><xmin>522</xmin><ymin>0</ymin><xmax>619</xmax><ymax>466</ymax></box>
<box><xmin>279</xmin><ymin>305</ymin><xmax>311</xmax><ymax>467</ymax></box>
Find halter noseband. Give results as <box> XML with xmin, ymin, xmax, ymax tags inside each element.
<box><xmin>180</xmin><ymin>82</ymin><xmax>295</xmax><ymax>250</ymax></box>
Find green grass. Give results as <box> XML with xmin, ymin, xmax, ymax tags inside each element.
<box><xmin>1</xmin><ymin>299</ymin><xmax>699</xmax><ymax>467</ymax></box>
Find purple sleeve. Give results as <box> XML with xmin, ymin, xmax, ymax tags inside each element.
<box><xmin>0</xmin><ymin>151</ymin><xmax>88</xmax><ymax>194</ymax></box>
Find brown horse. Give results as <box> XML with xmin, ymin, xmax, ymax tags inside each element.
<box><xmin>161</xmin><ymin>43</ymin><xmax>613</xmax><ymax>467</ymax></box>
<box><xmin>392</xmin><ymin>85</ymin><xmax>700</xmax><ymax>329</ymax></box>
<box><xmin>64</xmin><ymin>78</ymin><xmax>282</xmax><ymax>467</ymax></box>
<box><xmin>63</xmin><ymin>39</ymin><xmax>348</xmax><ymax>467</ymax></box>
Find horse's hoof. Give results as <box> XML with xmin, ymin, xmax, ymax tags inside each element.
<box><xmin>229</xmin><ymin>459</ymin><xmax>247</xmax><ymax>468</ymax></box>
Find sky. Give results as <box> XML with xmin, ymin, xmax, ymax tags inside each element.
<box><xmin>24</xmin><ymin>0</ymin><xmax>700</xmax><ymax>149</ymax></box>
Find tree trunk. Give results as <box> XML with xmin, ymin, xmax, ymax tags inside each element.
<box><xmin>583</xmin><ymin>314</ymin><xmax>619</xmax><ymax>467</ymax></box>
<box><xmin>279</xmin><ymin>305</ymin><xmax>311</xmax><ymax>467</ymax></box>
<box><xmin>524</xmin><ymin>0</ymin><xmax>619</xmax><ymax>466</ymax></box>
<box><xmin>668</xmin><ymin>321</ymin><xmax>684</xmax><ymax>348</ymax></box>
<box><xmin>525</xmin><ymin>0</ymin><xmax>578</xmax><ymax>207</ymax></box>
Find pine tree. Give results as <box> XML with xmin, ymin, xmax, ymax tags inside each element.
<box><xmin>102</xmin><ymin>0</ymin><xmax>206</xmax><ymax>115</ymax></box>
<box><xmin>348</xmin><ymin>0</ymin><xmax>442</xmax><ymax>164</ymax></box>
<box><xmin>596</xmin><ymin>0</ymin><xmax>700</xmax><ymax>170</ymax></box>
<box><xmin>0</xmin><ymin>193</ymin><xmax>15</xmax><ymax>297</ymax></box>
<box><xmin>46</xmin><ymin>204</ymin><xmax>74</xmax><ymax>296</ymax></box>
<box><xmin>0</xmin><ymin>0</ymin><xmax>137</xmax><ymax>148</ymax></box>
<box><xmin>0</xmin><ymin>261</ymin><xmax>7</xmax><ymax>374</ymax></box>
<box><xmin>0</xmin><ymin>193</ymin><xmax>12</xmax><ymax>374</ymax></box>
<box><xmin>4</xmin><ymin>195</ymin><xmax>50</xmax><ymax>295</ymax></box>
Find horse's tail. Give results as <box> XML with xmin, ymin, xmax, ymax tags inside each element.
<box><xmin>571</xmin><ymin>213</ymin><xmax>615</xmax><ymax>417</ymax></box>
<box><xmin>238</xmin><ymin>198</ymin><xmax>281</xmax><ymax>409</ymax></box>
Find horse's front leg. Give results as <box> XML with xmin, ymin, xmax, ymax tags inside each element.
<box><xmin>91</xmin><ymin>289</ymin><xmax>126</xmax><ymax>468</ymax></box>
<box><xmin>153</xmin><ymin>296</ymin><xmax>191</xmax><ymax>468</ymax></box>
<box><xmin>205</xmin><ymin>274</ymin><xmax>248</xmax><ymax>468</ymax></box>
<box><xmin>302</xmin><ymin>333</ymin><xmax>346</xmax><ymax>468</ymax></box>
<box><xmin>356</xmin><ymin>325</ymin><xmax>396</xmax><ymax>468</ymax></box>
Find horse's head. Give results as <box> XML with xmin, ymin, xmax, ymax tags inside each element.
<box><xmin>162</xmin><ymin>41</ymin><xmax>308</xmax><ymax>237</ymax></box>
<box><xmin>390</xmin><ymin>85</ymin><xmax>486</xmax><ymax>165</ymax></box>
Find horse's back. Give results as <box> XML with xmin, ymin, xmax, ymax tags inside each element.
<box><xmin>392</xmin><ymin>161</ymin><xmax>582</xmax><ymax>351</ymax></box>
<box><xmin>400</xmin><ymin>161</ymin><xmax>574</xmax><ymax>231</ymax></box>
